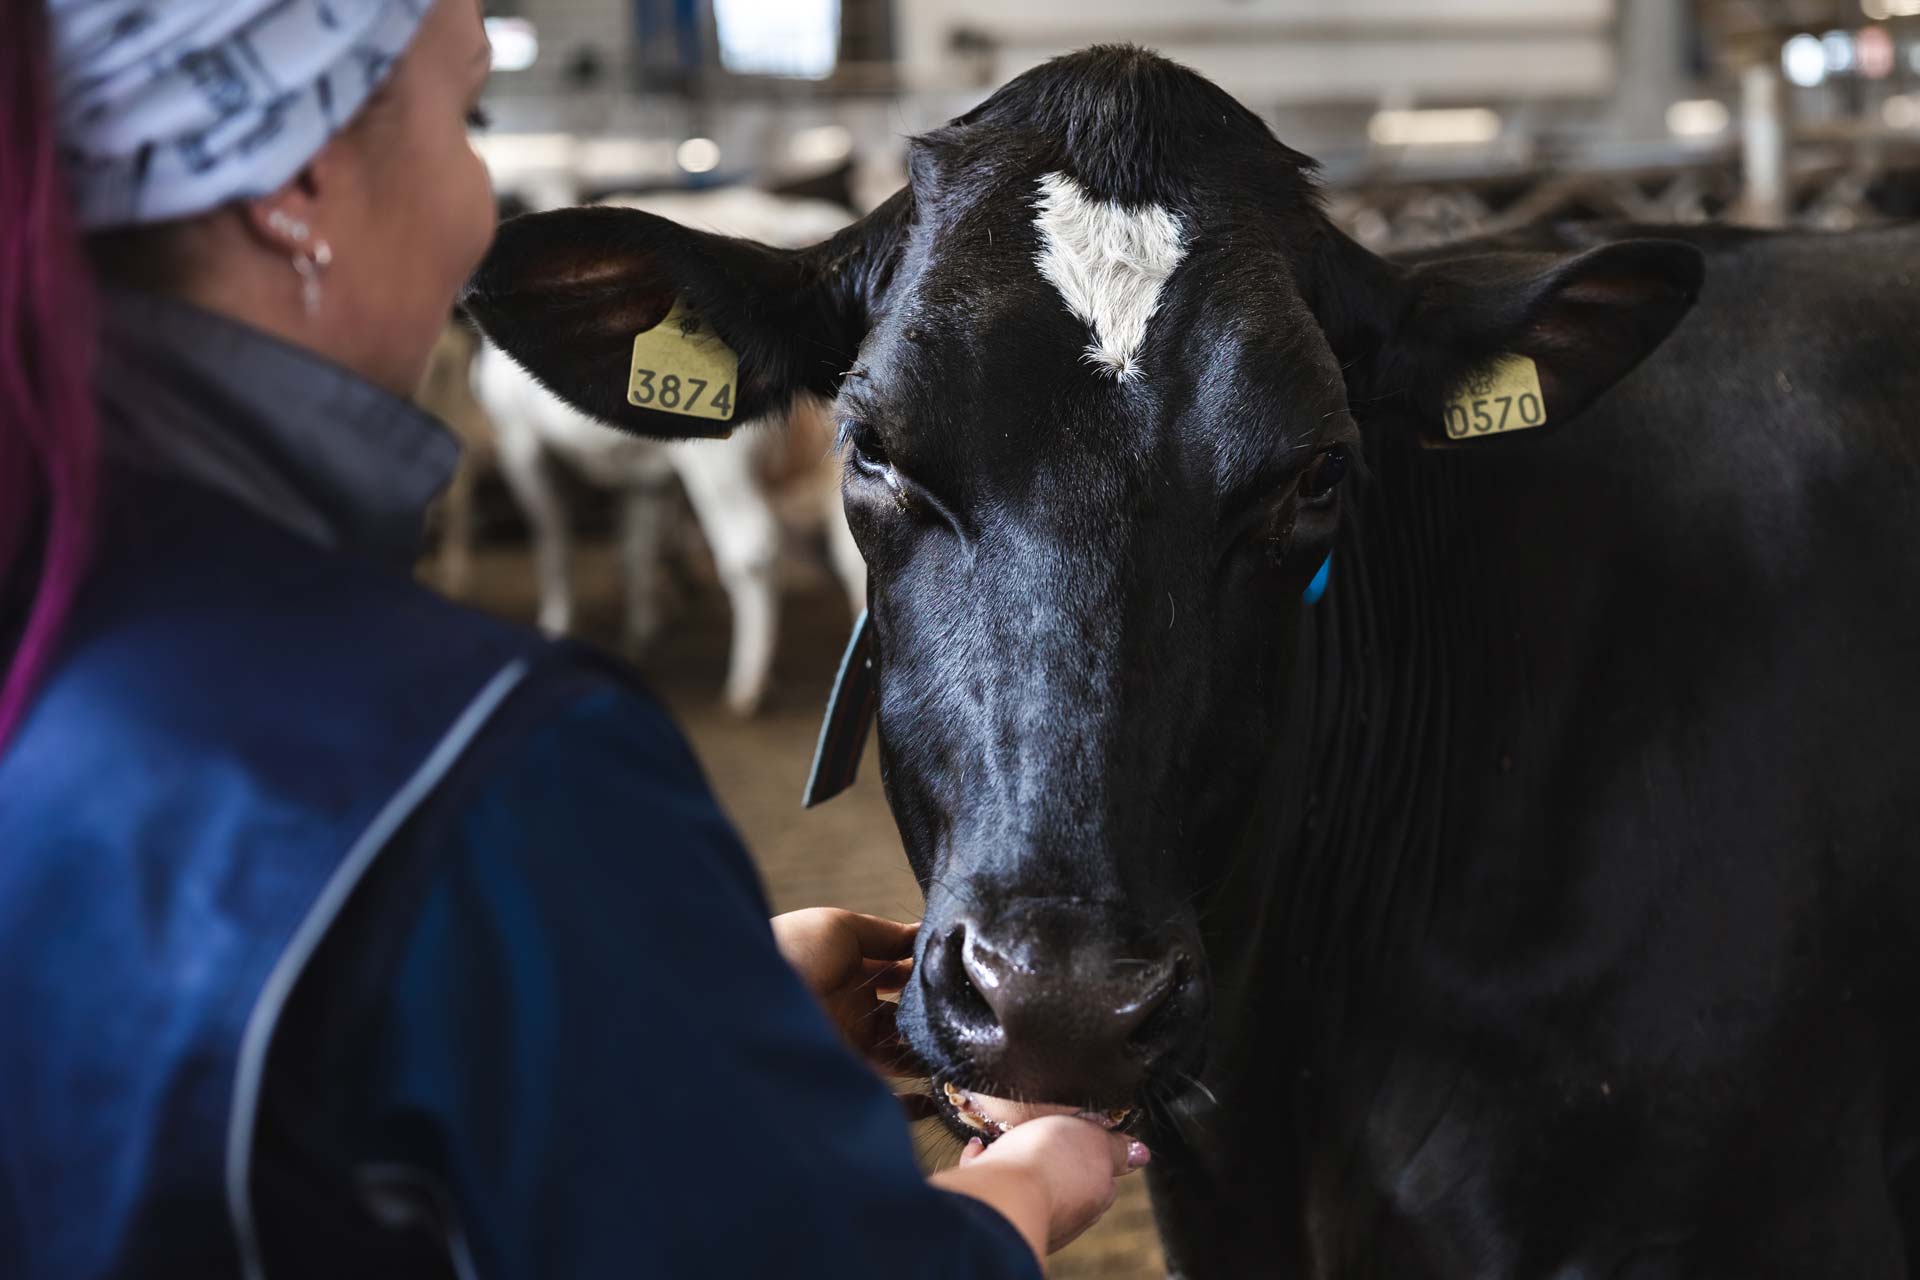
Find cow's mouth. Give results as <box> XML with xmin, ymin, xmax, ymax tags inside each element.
<box><xmin>938</xmin><ymin>1080</ymin><xmax>1134</xmax><ymax>1140</ymax></box>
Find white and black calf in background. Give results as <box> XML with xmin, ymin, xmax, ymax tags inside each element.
<box><xmin>468</xmin><ymin>47</ymin><xmax>1920</xmax><ymax>1279</ymax></box>
<box><xmin>415</xmin><ymin>320</ymin><xmax>494</xmax><ymax>599</ymax></box>
<box><xmin>435</xmin><ymin>189</ymin><xmax>864</xmax><ymax>716</ymax></box>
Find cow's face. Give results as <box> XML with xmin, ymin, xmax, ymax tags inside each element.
<box><xmin>827</xmin><ymin>128</ymin><xmax>1360</xmax><ymax>1127</ymax></box>
<box><xmin>468</xmin><ymin>47</ymin><xmax>1700</xmax><ymax>1138</ymax></box>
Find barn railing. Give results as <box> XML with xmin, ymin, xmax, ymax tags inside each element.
<box><xmin>1325</xmin><ymin>130</ymin><xmax>1920</xmax><ymax>252</ymax></box>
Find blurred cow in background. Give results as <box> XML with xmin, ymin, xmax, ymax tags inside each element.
<box><xmin>417</xmin><ymin>321</ymin><xmax>493</xmax><ymax>598</ymax></box>
<box><xmin>417</xmin><ymin>188</ymin><xmax>864</xmax><ymax>716</ymax></box>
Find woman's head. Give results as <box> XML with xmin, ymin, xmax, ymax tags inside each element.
<box><xmin>237</xmin><ymin>0</ymin><xmax>498</xmax><ymax>392</ymax></box>
<box><xmin>3</xmin><ymin>0</ymin><xmax>494</xmax><ymax>747</ymax></box>
<box><xmin>74</xmin><ymin>0</ymin><xmax>497</xmax><ymax>395</ymax></box>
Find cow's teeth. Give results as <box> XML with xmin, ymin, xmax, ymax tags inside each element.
<box><xmin>940</xmin><ymin>1080</ymin><xmax>1133</xmax><ymax>1135</ymax></box>
<box><xmin>943</xmin><ymin>1081</ymin><xmax>1005</xmax><ymax>1133</ymax></box>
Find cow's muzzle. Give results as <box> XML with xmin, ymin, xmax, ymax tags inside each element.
<box><xmin>911</xmin><ymin>897</ymin><xmax>1206</xmax><ymax>1136</ymax></box>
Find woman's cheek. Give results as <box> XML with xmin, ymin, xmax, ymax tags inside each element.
<box><xmin>418</xmin><ymin>109</ymin><xmax>494</xmax><ymax>292</ymax></box>
<box><xmin>451</xmin><ymin>145</ymin><xmax>496</xmax><ymax>279</ymax></box>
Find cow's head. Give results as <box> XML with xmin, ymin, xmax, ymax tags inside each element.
<box><xmin>467</xmin><ymin>46</ymin><xmax>1701</xmax><ymax>1139</ymax></box>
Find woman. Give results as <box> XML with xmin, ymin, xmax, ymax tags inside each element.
<box><xmin>0</xmin><ymin>1</ymin><xmax>1147</xmax><ymax>1276</ymax></box>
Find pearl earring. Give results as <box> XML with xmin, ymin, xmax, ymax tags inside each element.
<box><xmin>268</xmin><ymin>209</ymin><xmax>333</xmax><ymax>317</ymax></box>
<box><xmin>293</xmin><ymin>239</ymin><xmax>332</xmax><ymax>316</ymax></box>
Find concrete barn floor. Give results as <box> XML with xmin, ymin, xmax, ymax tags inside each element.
<box><xmin>451</xmin><ymin>538</ymin><xmax>1166</xmax><ymax>1279</ymax></box>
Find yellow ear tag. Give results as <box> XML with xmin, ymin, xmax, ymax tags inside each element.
<box><xmin>627</xmin><ymin>298</ymin><xmax>739</xmax><ymax>423</ymax></box>
<box><xmin>1442</xmin><ymin>354</ymin><xmax>1546</xmax><ymax>440</ymax></box>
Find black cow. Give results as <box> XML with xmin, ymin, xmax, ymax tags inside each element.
<box><xmin>468</xmin><ymin>46</ymin><xmax>1920</xmax><ymax>1278</ymax></box>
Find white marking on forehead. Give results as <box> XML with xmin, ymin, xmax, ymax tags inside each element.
<box><xmin>1031</xmin><ymin>172</ymin><xmax>1186</xmax><ymax>383</ymax></box>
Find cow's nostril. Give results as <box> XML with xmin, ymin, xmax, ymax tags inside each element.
<box><xmin>959</xmin><ymin>927</ymin><xmax>1009</xmax><ymax>1003</ymax></box>
<box><xmin>924</xmin><ymin>921</ymin><xmax>998</xmax><ymax>1031</ymax></box>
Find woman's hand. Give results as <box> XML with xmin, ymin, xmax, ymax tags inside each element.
<box><xmin>929</xmin><ymin>1116</ymin><xmax>1150</xmax><ymax>1260</ymax></box>
<box><xmin>770</xmin><ymin>908</ymin><xmax>918</xmax><ymax>1073</ymax></box>
<box><xmin>773</xmin><ymin>909</ymin><xmax>1150</xmax><ymax>1262</ymax></box>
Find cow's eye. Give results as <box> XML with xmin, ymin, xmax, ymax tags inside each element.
<box><xmin>841</xmin><ymin>419</ymin><xmax>903</xmax><ymax>495</ymax></box>
<box><xmin>1301</xmin><ymin>445</ymin><xmax>1350</xmax><ymax>501</ymax></box>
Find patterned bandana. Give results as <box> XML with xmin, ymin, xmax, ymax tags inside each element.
<box><xmin>49</xmin><ymin>0</ymin><xmax>431</xmax><ymax>230</ymax></box>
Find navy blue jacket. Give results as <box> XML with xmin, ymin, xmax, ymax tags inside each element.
<box><xmin>0</xmin><ymin>295</ymin><xmax>1037</xmax><ymax>1280</ymax></box>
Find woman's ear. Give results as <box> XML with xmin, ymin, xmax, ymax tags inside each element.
<box><xmin>1309</xmin><ymin>229</ymin><xmax>1705</xmax><ymax>444</ymax></box>
<box><xmin>239</xmin><ymin>149</ymin><xmax>334</xmax><ymax>256</ymax></box>
<box><xmin>463</xmin><ymin>193</ymin><xmax>910</xmax><ymax>440</ymax></box>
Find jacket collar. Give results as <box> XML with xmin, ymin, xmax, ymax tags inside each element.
<box><xmin>96</xmin><ymin>289</ymin><xmax>459</xmax><ymax>570</ymax></box>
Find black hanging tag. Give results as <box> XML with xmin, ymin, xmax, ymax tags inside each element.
<box><xmin>802</xmin><ymin>611</ymin><xmax>877</xmax><ymax>808</ymax></box>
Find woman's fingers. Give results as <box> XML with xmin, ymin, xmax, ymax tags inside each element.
<box><xmin>833</xmin><ymin>911</ymin><xmax>921</xmax><ymax>961</ymax></box>
<box><xmin>962</xmin><ymin>1117</ymin><xmax>1145</xmax><ymax>1255</ymax></box>
<box><xmin>854</xmin><ymin>999</ymin><xmax>903</xmax><ymax>1066</ymax></box>
<box><xmin>861</xmin><ymin>956</ymin><xmax>914</xmax><ymax>995</ymax></box>
<box><xmin>771</xmin><ymin>908</ymin><xmax>918</xmax><ymax>1002</ymax></box>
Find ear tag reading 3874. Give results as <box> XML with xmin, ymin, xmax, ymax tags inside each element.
<box><xmin>627</xmin><ymin>298</ymin><xmax>739</xmax><ymax>423</ymax></box>
<box><xmin>1442</xmin><ymin>353</ymin><xmax>1546</xmax><ymax>440</ymax></box>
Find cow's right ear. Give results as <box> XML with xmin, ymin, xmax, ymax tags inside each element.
<box><xmin>1306</xmin><ymin>227</ymin><xmax>1704</xmax><ymax>445</ymax></box>
<box><xmin>463</xmin><ymin>192</ymin><xmax>909</xmax><ymax>439</ymax></box>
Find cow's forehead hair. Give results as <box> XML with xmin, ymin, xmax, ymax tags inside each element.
<box><xmin>891</xmin><ymin>45</ymin><xmax>1325</xmax><ymax>391</ymax></box>
<box><xmin>1031</xmin><ymin>172</ymin><xmax>1186</xmax><ymax>385</ymax></box>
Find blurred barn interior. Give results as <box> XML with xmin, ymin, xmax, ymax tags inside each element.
<box><xmin>419</xmin><ymin>4</ymin><xmax>1919</xmax><ymax>1272</ymax></box>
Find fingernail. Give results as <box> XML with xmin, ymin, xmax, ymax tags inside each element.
<box><xmin>1127</xmin><ymin>1141</ymin><xmax>1152</xmax><ymax>1169</ymax></box>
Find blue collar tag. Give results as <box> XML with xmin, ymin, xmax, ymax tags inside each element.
<box><xmin>1303</xmin><ymin>554</ymin><xmax>1332</xmax><ymax>605</ymax></box>
<box><xmin>803</xmin><ymin>557</ymin><xmax>1333</xmax><ymax>808</ymax></box>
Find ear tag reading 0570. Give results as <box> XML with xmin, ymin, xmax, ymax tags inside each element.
<box><xmin>1442</xmin><ymin>353</ymin><xmax>1546</xmax><ymax>440</ymax></box>
<box><xmin>627</xmin><ymin>298</ymin><xmax>739</xmax><ymax>423</ymax></box>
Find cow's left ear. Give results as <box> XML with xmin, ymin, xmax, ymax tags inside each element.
<box><xmin>463</xmin><ymin>192</ymin><xmax>910</xmax><ymax>440</ymax></box>
<box><xmin>1316</xmin><ymin>233</ymin><xmax>1705</xmax><ymax>443</ymax></box>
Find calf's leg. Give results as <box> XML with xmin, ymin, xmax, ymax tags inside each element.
<box><xmin>493</xmin><ymin>418</ymin><xmax>573</xmax><ymax>636</ymax></box>
<box><xmin>669</xmin><ymin>441</ymin><xmax>780</xmax><ymax>716</ymax></box>
<box><xmin>616</xmin><ymin>482</ymin><xmax>673</xmax><ymax>659</ymax></box>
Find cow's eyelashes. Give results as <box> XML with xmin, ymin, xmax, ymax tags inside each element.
<box><xmin>858</xmin><ymin>452</ymin><xmax>904</xmax><ymax>496</ymax></box>
<box><xmin>1300</xmin><ymin>445</ymin><xmax>1351</xmax><ymax>503</ymax></box>
<box><xmin>840</xmin><ymin>419</ymin><xmax>904</xmax><ymax>495</ymax></box>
